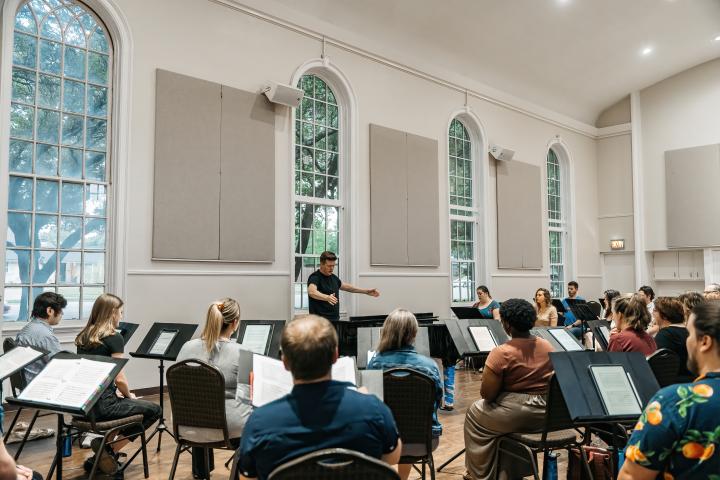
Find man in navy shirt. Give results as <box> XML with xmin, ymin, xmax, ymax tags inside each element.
<box><xmin>307</xmin><ymin>251</ymin><xmax>380</xmax><ymax>323</ymax></box>
<box><xmin>562</xmin><ymin>280</ymin><xmax>585</xmax><ymax>339</ymax></box>
<box><xmin>238</xmin><ymin>315</ymin><xmax>401</xmax><ymax>480</ymax></box>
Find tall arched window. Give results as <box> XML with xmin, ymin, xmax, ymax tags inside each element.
<box><xmin>293</xmin><ymin>74</ymin><xmax>341</xmax><ymax>311</ymax></box>
<box><xmin>546</xmin><ymin>148</ymin><xmax>567</xmax><ymax>298</ymax></box>
<box><xmin>4</xmin><ymin>0</ymin><xmax>112</xmax><ymax>321</ymax></box>
<box><xmin>449</xmin><ymin>118</ymin><xmax>477</xmax><ymax>303</ymax></box>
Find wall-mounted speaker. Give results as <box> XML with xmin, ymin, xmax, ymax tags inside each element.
<box><xmin>263</xmin><ymin>81</ymin><xmax>304</xmax><ymax>108</ymax></box>
<box><xmin>489</xmin><ymin>144</ymin><xmax>515</xmax><ymax>161</ymax></box>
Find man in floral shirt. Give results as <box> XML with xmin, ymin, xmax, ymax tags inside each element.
<box><xmin>619</xmin><ymin>300</ymin><xmax>720</xmax><ymax>480</ymax></box>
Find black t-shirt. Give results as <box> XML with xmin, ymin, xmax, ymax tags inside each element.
<box><xmin>654</xmin><ymin>326</ymin><xmax>693</xmax><ymax>381</ymax></box>
<box><xmin>307</xmin><ymin>270</ymin><xmax>342</xmax><ymax>321</ymax></box>
<box><xmin>77</xmin><ymin>332</ymin><xmax>125</xmax><ymax>357</ymax></box>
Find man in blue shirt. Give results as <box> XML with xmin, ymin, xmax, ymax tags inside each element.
<box><xmin>561</xmin><ymin>281</ymin><xmax>585</xmax><ymax>339</ymax></box>
<box><xmin>238</xmin><ymin>315</ymin><xmax>401</xmax><ymax>480</ymax></box>
<box><xmin>15</xmin><ymin>292</ymin><xmax>67</xmax><ymax>382</ymax></box>
<box><xmin>619</xmin><ymin>300</ymin><xmax>720</xmax><ymax>479</ymax></box>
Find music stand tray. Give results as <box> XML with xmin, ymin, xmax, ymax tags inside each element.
<box><xmin>236</xmin><ymin>320</ymin><xmax>285</xmax><ymax>359</ymax></box>
<box><xmin>551</xmin><ymin>299</ymin><xmax>567</xmax><ymax>313</ymax></box>
<box><xmin>452</xmin><ymin>306</ymin><xmax>488</xmax><ymax>320</ymax></box>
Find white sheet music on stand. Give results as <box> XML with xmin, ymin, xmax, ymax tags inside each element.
<box><xmin>18</xmin><ymin>358</ymin><xmax>115</xmax><ymax>408</ymax></box>
<box><xmin>549</xmin><ymin>328</ymin><xmax>584</xmax><ymax>351</ymax></box>
<box><xmin>598</xmin><ymin>326</ymin><xmax>611</xmax><ymax>344</ymax></box>
<box><xmin>589</xmin><ymin>365</ymin><xmax>642</xmax><ymax>416</ymax></box>
<box><xmin>0</xmin><ymin>346</ymin><xmax>43</xmax><ymax>379</ymax></box>
<box><xmin>468</xmin><ymin>326</ymin><xmax>497</xmax><ymax>352</ymax></box>
<box><xmin>240</xmin><ymin>325</ymin><xmax>272</xmax><ymax>355</ymax></box>
<box><xmin>367</xmin><ymin>350</ymin><xmax>377</xmax><ymax>363</ymax></box>
<box><xmin>148</xmin><ymin>330</ymin><xmax>178</xmax><ymax>356</ymax></box>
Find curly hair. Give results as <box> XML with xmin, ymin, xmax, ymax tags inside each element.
<box><xmin>499</xmin><ymin>298</ymin><xmax>536</xmax><ymax>333</ymax></box>
<box><xmin>653</xmin><ymin>297</ymin><xmax>685</xmax><ymax>325</ymax></box>
<box><xmin>612</xmin><ymin>293</ymin><xmax>651</xmax><ymax>331</ymax></box>
<box><xmin>678</xmin><ymin>291</ymin><xmax>704</xmax><ymax>317</ymax></box>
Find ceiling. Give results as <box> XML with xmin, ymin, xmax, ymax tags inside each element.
<box><xmin>238</xmin><ymin>0</ymin><xmax>720</xmax><ymax>125</ymax></box>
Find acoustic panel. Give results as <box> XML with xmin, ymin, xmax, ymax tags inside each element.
<box><xmin>406</xmin><ymin>132</ymin><xmax>440</xmax><ymax>266</ymax></box>
<box><xmin>496</xmin><ymin>160</ymin><xmax>542</xmax><ymax>269</ymax></box>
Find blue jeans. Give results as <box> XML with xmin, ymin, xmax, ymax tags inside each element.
<box><xmin>568</xmin><ymin>326</ymin><xmax>583</xmax><ymax>340</ymax></box>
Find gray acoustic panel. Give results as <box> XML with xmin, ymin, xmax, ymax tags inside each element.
<box><xmin>370</xmin><ymin>124</ymin><xmax>408</xmax><ymax>265</ymax></box>
<box><xmin>153</xmin><ymin>69</ymin><xmax>221</xmax><ymax>260</ymax></box>
<box><xmin>407</xmin><ymin>132</ymin><xmax>440</xmax><ymax>266</ymax></box>
<box><xmin>219</xmin><ymin>85</ymin><xmax>276</xmax><ymax>261</ymax></box>
<box><xmin>666</xmin><ymin>144</ymin><xmax>720</xmax><ymax>248</ymax></box>
<box><xmin>496</xmin><ymin>160</ymin><xmax>542</xmax><ymax>269</ymax></box>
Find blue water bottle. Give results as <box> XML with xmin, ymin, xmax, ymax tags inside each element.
<box><xmin>62</xmin><ymin>433</ymin><xmax>72</xmax><ymax>457</ymax></box>
<box><xmin>542</xmin><ymin>451</ymin><xmax>558</xmax><ymax>480</ymax></box>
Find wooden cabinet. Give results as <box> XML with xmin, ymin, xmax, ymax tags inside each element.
<box><xmin>653</xmin><ymin>251</ymin><xmax>704</xmax><ymax>281</ymax></box>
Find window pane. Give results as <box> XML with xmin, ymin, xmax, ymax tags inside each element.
<box><xmin>65</xmin><ymin>19</ymin><xmax>86</xmax><ymax>48</ymax></box>
<box><xmin>8</xmin><ymin>176</ymin><xmax>33</xmax><ymax>210</ymax></box>
<box><xmin>13</xmin><ymin>33</ymin><xmax>37</xmax><ymax>68</ymax></box>
<box><xmin>88</xmin><ymin>52</ymin><xmax>108</xmax><ymax>85</ymax></box>
<box><xmin>83</xmin><ymin>252</ymin><xmax>104</xmax><ymax>283</ymax></box>
<box><xmin>33</xmin><ymin>249</ymin><xmax>56</xmax><ymax>284</ymax></box>
<box><xmin>5</xmin><ymin>249</ymin><xmax>30</xmax><ymax>284</ymax></box>
<box><xmin>36</xmin><ymin>108</ymin><xmax>60</xmax><ymax>144</ymax></box>
<box><xmin>85</xmin><ymin>184</ymin><xmax>106</xmax><ymax>216</ymax></box>
<box><xmin>58</xmin><ymin>286</ymin><xmax>79</xmax><ymax>319</ymax></box>
<box><xmin>61</xmin><ymin>114</ymin><xmax>84</xmax><ymax>146</ymax></box>
<box><xmin>60</xmin><ymin>147</ymin><xmax>83</xmax><ymax>177</ymax></box>
<box><xmin>86</xmin><ymin>118</ymin><xmax>106</xmax><ymax>150</ymax></box>
<box><xmin>89</xmin><ymin>28</ymin><xmax>109</xmax><ymax>53</ymax></box>
<box><xmin>87</xmin><ymin>85</ymin><xmax>107</xmax><ymax>117</ymax></box>
<box><xmin>63</xmin><ymin>46</ymin><xmax>85</xmax><ymax>79</ymax></box>
<box><xmin>7</xmin><ymin>213</ymin><xmax>32</xmax><ymax>247</ymax></box>
<box><xmin>40</xmin><ymin>14</ymin><xmax>62</xmax><ymax>41</ymax></box>
<box><xmin>35</xmin><ymin>214</ymin><xmax>58</xmax><ymax>248</ymax></box>
<box><xmin>39</xmin><ymin>40</ymin><xmax>61</xmax><ymax>74</ymax></box>
<box><xmin>61</xmin><ymin>182</ymin><xmax>84</xmax><ymax>214</ymax></box>
<box><xmin>36</xmin><ymin>179</ymin><xmax>59</xmax><ymax>212</ymax></box>
<box><xmin>63</xmin><ymin>79</ymin><xmax>85</xmax><ymax>113</ymax></box>
<box><xmin>83</xmin><ymin>217</ymin><xmax>105</xmax><ymax>249</ymax></box>
<box><xmin>36</xmin><ymin>143</ymin><xmax>59</xmax><ymax>175</ymax></box>
<box><xmin>3</xmin><ymin>287</ymin><xmax>30</xmax><ymax>321</ymax></box>
<box><xmin>59</xmin><ymin>216</ymin><xmax>82</xmax><ymax>248</ymax></box>
<box><xmin>38</xmin><ymin>74</ymin><xmax>61</xmax><ymax>109</ymax></box>
<box><xmin>15</xmin><ymin>4</ymin><xmax>37</xmax><ymax>34</ymax></box>
<box><xmin>58</xmin><ymin>251</ymin><xmax>81</xmax><ymax>283</ymax></box>
<box><xmin>11</xmin><ymin>103</ymin><xmax>34</xmax><ymax>139</ymax></box>
<box><xmin>9</xmin><ymin>139</ymin><xmax>33</xmax><ymax>173</ymax></box>
<box><xmin>12</xmin><ymin>67</ymin><xmax>36</xmax><ymax>104</ymax></box>
<box><xmin>85</xmin><ymin>151</ymin><xmax>105</xmax><ymax>180</ymax></box>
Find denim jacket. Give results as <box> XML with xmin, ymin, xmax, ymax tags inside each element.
<box><xmin>367</xmin><ymin>346</ymin><xmax>443</xmax><ymax>437</ymax></box>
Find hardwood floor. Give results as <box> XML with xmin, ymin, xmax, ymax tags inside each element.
<box><xmin>7</xmin><ymin>368</ymin><xmax>570</xmax><ymax>479</ymax></box>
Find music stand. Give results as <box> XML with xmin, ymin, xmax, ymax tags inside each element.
<box><xmin>588</xmin><ymin>320</ymin><xmax>611</xmax><ymax>351</ymax></box>
<box><xmin>565</xmin><ymin>299</ymin><xmax>595</xmax><ymax>346</ymax></box>
<box><xmin>236</xmin><ymin>320</ymin><xmax>285</xmax><ymax>359</ymax></box>
<box><xmin>117</xmin><ymin>321</ymin><xmax>139</xmax><ymax>343</ymax></box>
<box><xmin>130</xmin><ymin>322</ymin><xmax>198</xmax><ymax>451</ymax></box>
<box><xmin>451</xmin><ymin>306</ymin><xmax>488</xmax><ymax>319</ymax></box>
<box><xmin>6</xmin><ymin>352</ymin><xmax>125</xmax><ymax>480</ymax></box>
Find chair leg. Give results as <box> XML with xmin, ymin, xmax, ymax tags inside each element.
<box><xmin>3</xmin><ymin>408</ymin><xmax>22</xmax><ymax>442</ymax></box>
<box><xmin>578</xmin><ymin>445</ymin><xmax>595</xmax><ymax>480</ymax></box>
<box><xmin>47</xmin><ymin>449</ymin><xmax>58</xmax><ymax>480</ymax></box>
<box><xmin>140</xmin><ymin>429</ymin><xmax>149</xmax><ymax>478</ymax></box>
<box><xmin>168</xmin><ymin>443</ymin><xmax>182</xmax><ymax>480</ymax></box>
<box><xmin>228</xmin><ymin>450</ymin><xmax>240</xmax><ymax>480</ymax></box>
<box><xmin>13</xmin><ymin>410</ymin><xmax>41</xmax><ymax>461</ymax></box>
<box><xmin>88</xmin><ymin>434</ymin><xmax>111</xmax><ymax>480</ymax></box>
<box><xmin>421</xmin><ymin>459</ymin><xmax>426</xmax><ymax>480</ymax></box>
<box><xmin>204</xmin><ymin>447</ymin><xmax>211</xmax><ymax>478</ymax></box>
<box><xmin>429</xmin><ymin>454</ymin><xmax>436</xmax><ymax>480</ymax></box>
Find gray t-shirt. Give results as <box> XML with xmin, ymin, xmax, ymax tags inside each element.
<box><xmin>15</xmin><ymin>318</ymin><xmax>62</xmax><ymax>383</ymax></box>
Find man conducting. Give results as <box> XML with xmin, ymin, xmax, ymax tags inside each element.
<box><xmin>307</xmin><ymin>251</ymin><xmax>380</xmax><ymax>323</ymax></box>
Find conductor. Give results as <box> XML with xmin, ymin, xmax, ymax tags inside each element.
<box><xmin>307</xmin><ymin>251</ymin><xmax>380</xmax><ymax>323</ymax></box>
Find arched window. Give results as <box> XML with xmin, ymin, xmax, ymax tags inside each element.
<box><xmin>546</xmin><ymin>148</ymin><xmax>567</xmax><ymax>298</ymax></box>
<box><xmin>449</xmin><ymin>118</ymin><xmax>477</xmax><ymax>303</ymax></box>
<box><xmin>293</xmin><ymin>74</ymin><xmax>341</xmax><ymax>311</ymax></box>
<box><xmin>4</xmin><ymin>0</ymin><xmax>112</xmax><ymax>321</ymax></box>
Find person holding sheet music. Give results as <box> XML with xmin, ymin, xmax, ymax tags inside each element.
<box><xmin>653</xmin><ymin>297</ymin><xmax>694</xmax><ymax>382</ymax></box>
<box><xmin>562</xmin><ymin>281</ymin><xmax>585</xmax><ymax>338</ymax></box>
<box><xmin>463</xmin><ymin>299</ymin><xmax>554</xmax><ymax>480</ymax></box>
<box><xmin>15</xmin><ymin>292</ymin><xmax>67</xmax><ymax>383</ymax></box>
<box><xmin>366</xmin><ymin>309</ymin><xmax>442</xmax><ymax>480</ymax></box>
<box><xmin>471</xmin><ymin>286</ymin><xmax>500</xmax><ymax>320</ymax></box>
<box><xmin>176</xmin><ymin>298</ymin><xmax>252</xmax><ymax>479</ymax></box>
<box><xmin>619</xmin><ymin>300</ymin><xmax>720</xmax><ymax>480</ymax></box>
<box><xmin>533</xmin><ymin>288</ymin><xmax>558</xmax><ymax>327</ymax></box>
<box><xmin>607</xmin><ymin>294</ymin><xmax>657</xmax><ymax>356</ymax></box>
<box><xmin>75</xmin><ymin>294</ymin><xmax>161</xmax><ymax>476</ymax></box>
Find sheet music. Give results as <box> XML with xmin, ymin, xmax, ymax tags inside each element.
<box><xmin>598</xmin><ymin>326</ymin><xmax>610</xmax><ymax>343</ymax></box>
<box><xmin>590</xmin><ymin>365</ymin><xmax>642</xmax><ymax>416</ymax></box>
<box><xmin>240</xmin><ymin>325</ymin><xmax>272</xmax><ymax>355</ymax></box>
<box><xmin>148</xmin><ymin>330</ymin><xmax>178</xmax><ymax>355</ymax></box>
<box><xmin>367</xmin><ymin>350</ymin><xmax>377</xmax><ymax>363</ymax></box>
<box><xmin>252</xmin><ymin>354</ymin><xmax>293</xmax><ymax>407</ymax></box>
<box><xmin>358</xmin><ymin>369</ymin><xmax>384</xmax><ymax>400</ymax></box>
<box><xmin>469</xmin><ymin>326</ymin><xmax>497</xmax><ymax>352</ymax></box>
<box><xmin>549</xmin><ymin>328</ymin><xmax>584</xmax><ymax>351</ymax></box>
<box><xmin>0</xmin><ymin>346</ymin><xmax>43</xmax><ymax>379</ymax></box>
<box><xmin>19</xmin><ymin>358</ymin><xmax>115</xmax><ymax>408</ymax></box>
<box><xmin>331</xmin><ymin>356</ymin><xmax>357</xmax><ymax>385</ymax></box>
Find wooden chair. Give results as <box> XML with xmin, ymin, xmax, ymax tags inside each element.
<box><xmin>268</xmin><ymin>448</ymin><xmax>399</xmax><ymax>480</ymax></box>
<box><xmin>166</xmin><ymin>359</ymin><xmax>239</xmax><ymax>480</ymax></box>
<box><xmin>495</xmin><ymin>375</ymin><xmax>593</xmax><ymax>480</ymax></box>
<box><xmin>383</xmin><ymin>368</ymin><xmax>437</xmax><ymax>480</ymax></box>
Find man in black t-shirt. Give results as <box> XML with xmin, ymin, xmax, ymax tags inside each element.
<box><xmin>307</xmin><ymin>251</ymin><xmax>380</xmax><ymax>322</ymax></box>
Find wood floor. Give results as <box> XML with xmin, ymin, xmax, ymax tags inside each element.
<box><xmin>7</xmin><ymin>368</ymin><xmax>570</xmax><ymax>479</ymax></box>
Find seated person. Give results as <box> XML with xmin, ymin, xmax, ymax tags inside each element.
<box><xmin>472</xmin><ymin>286</ymin><xmax>500</xmax><ymax>320</ymax></box>
<box><xmin>75</xmin><ymin>294</ymin><xmax>161</xmax><ymax>475</ymax></box>
<box><xmin>618</xmin><ymin>301</ymin><xmax>720</xmax><ymax>480</ymax></box>
<box><xmin>464</xmin><ymin>299</ymin><xmax>554</xmax><ymax>480</ymax></box>
<box><xmin>15</xmin><ymin>292</ymin><xmax>67</xmax><ymax>382</ymax></box>
<box><xmin>678</xmin><ymin>291</ymin><xmax>704</xmax><ymax>323</ymax></box>
<box><xmin>176</xmin><ymin>298</ymin><xmax>252</xmax><ymax>479</ymax></box>
<box><xmin>608</xmin><ymin>294</ymin><xmax>657</xmax><ymax>355</ymax></box>
<box><xmin>601</xmin><ymin>289</ymin><xmax>620</xmax><ymax>323</ymax></box>
<box><xmin>562</xmin><ymin>281</ymin><xmax>585</xmax><ymax>339</ymax></box>
<box><xmin>367</xmin><ymin>308</ymin><xmax>442</xmax><ymax>480</ymax></box>
<box><xmin>533</xmin><ymin>288</ymin><xmax>558</xmax><ymax>327</ymax></box>
<box><xmin>653</xmin><ymin>297</ymin><xmax>694</xmax><ymax>382</ymax></box>
<box><xmin>238</xmin><ymin>315</ymin><xmax>401</xmax><ymax>480</ymax></box>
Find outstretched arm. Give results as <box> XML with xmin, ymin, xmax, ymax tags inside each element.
<box><xmin>340</xmin><ymin>283</ymin><xmax>380</xmax><ymax>297</ymax></box>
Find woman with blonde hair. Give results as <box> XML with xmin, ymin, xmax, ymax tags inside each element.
<box><xmin>75</xmin><ymin>294</ymin><xmax>161</xmax><ymax>475</ymax></box>
<box><xmin>176</xmin><ymin>298</ymin><xmax>252</xmax><ymax>479</ymax></box>
<box><xmin>608</xmin><ymin>293</ymin><xmax>657</xmax><ymax>355</ymax></box>
<box><xmin>367</xmin><ymin>308</ymin><xmax>442</xmax><ymax>480</ymax></box>
<box><xmin>533</xmin><ymin>288</ymin><xmax>558</xmax><ymax>327</ymax></box>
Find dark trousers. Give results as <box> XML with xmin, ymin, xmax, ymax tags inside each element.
<box><xmin>92</xmin><ymin>389</ymin><xmax>162</xmax><ymax>436</ymax></box>
<box><xmin>191</xmin><ymin>448</ymin><xmax>215</xmax><ymax>478</ymax></box>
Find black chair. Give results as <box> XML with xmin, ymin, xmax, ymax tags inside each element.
<box><xmin>647</xmin><ymin>348</ymin><xmax>680</xmax><ymax>387</ymax></box>
<box><xmin>586</xmin><ymin>301</ymin><xmax>602</xmax><ymax>319</ymax></box>
<box><xmin>2</xmin><ymin>338</ymin><xmax>53</xmax><ymax>461</ymax></box>
<box><xmin>268</xmin><ymin>448</ymin><xmax>400</xmax><ymax>480</ymax></box>
<box><xmin>166</xmin><ymin>359</ymin><xmax>239</xmax><ymax>480</ymax></box>
<box><xmin>383</xmin><ymin>368</ymin><xmax>437</xmax><ymax>480</ymax></box>
<box><xmin>495</xmin><ymin>375</ymin><xmax>593</xmax><ymax>480</ymax></box>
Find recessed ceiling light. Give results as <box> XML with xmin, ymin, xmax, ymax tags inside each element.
<box><xmin>641</xmin><ymin>46</ymin><xmax>653</xmax><ymax>56</ymax></box>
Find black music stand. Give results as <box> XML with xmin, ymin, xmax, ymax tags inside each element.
<box><xmin>530</xmin><ymin>326</ymin><xmax>585</xmax><ymax>352</ymax></box>
<box><xmin>588</xmin><ymin>319</ymin><xmax>611</xmax><ymax>351</ymax></box>
<box><xmin>566</xmin><ymin>299</ymin><xmax>596</xmax><ymax>345</ymax></box>
<box><xmin>117</xmin><ymin>321</ymin><xmax>139</xmax><ymax>343</ymax></box>
<box><xmin>130</xmin><ymin>322</ymin><xmax>198</xmax><ymax>451</ymax></box>
<box><xmin>236</xmin><ymin>320</ymin><xmax>285</xmax><ymax>359</ymax></box>
<box><xmin>451</xmin><ymin>306</ymin><xmax>488</xmax><ymax>320</ymax></box>
<box><xmin>356</xmin><ymin>327</ymin><xmax>431</xmax><ymax>368</ymax></box>
<box><xmin>6</xmin><ymin>352</ymin><xmax>126</xmax><ymax>480</ymax></box>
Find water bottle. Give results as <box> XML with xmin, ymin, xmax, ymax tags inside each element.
<box><xmin>542</xmin><ymin>451</ymin><xmax>558</xmax><ymax>480</ymax></box>
<box><xmin>62</xmin><ymin>434</ymin><xmax>72</xmax><ymax>457</ymax></box>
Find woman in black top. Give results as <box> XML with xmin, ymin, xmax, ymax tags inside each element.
<box><xmin>75</xmin><ymin>294</ymin><xmax>161</xmax><ymax>475</ymax></box>
<box><xmin>652</xmin><ymin>297</ymin><xmax>694</xmax><ymax>382</ymax></box>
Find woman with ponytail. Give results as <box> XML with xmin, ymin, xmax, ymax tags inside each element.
<box><xmin>608</xmin><ymin>293</ymin><xmax>657</xmax><ymax>355</ymax></box>
<box><xmin>176</xmin><ymin>298</ymin><xmax>252</xmax><ymax>479</ymax></box>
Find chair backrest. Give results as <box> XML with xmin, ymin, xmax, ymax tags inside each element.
<box><xmin>646</xmin><ymin>348</ymin><xmax>680</xmax><ymax>387</ymax></box>
<box><xmin>382</xmin><ymin>367</ymin><xmax>435</xmax><ymax>449</ymax></box>
<box><xmin>166</xmin><ymin>359</ymin><xmax>228</xmax><ymax>442</ymax></box>
<box><xmin>542</xmin><ymin>374</ymin><xmax>576</xmax><ymax>436</ymax></box>
<box><xmin>586</xmin><ymin>301</ymin><xmax>602</xmax><ymax>318</ymax></box>
<box><xmin>268</xmin><ymin>448</ymin><xmax>400</xmax><ymax>480</ymax></box>
<box><xmin>3</xmin><ymin>337</ymin><xmax>28</xmax><ymax>394</ymax></box>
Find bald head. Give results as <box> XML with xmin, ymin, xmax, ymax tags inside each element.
<box><xmin>281</xmin><ymin>315</ymin><xmax>338</xmax><ymax>381</ymax></box>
